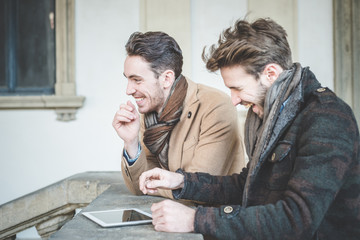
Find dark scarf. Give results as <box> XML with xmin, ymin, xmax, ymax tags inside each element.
<box><xmin>143</xmin><ymin>75</ymin><xmax>188</xmax><ymax>169</ymax></box>
<box><xmin>243</xmin><ymin>63</ymin><xmax>303</xmax><ymax>204</ymax></box>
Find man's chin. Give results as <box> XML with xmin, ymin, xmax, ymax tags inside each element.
<box><xmin>137</xmin><ymin>106</ymin><xmax>154</xmax><ymax>114</ymax></box>
<box><xmin>137</xmin><ymin>108</ymin><xmax>147</xmax><ymax>114</ymax></box>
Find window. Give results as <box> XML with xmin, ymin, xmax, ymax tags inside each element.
<box><xmin>0</xmin><ymin>0</ymin><xmax>84</xmax><ymax>121</ymax></box>
<box><xmin>0</xmin><ymin>0</ymin><xmax>55</xmax><ymax>95</ymax></box>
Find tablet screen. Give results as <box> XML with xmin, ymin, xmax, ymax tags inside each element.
<box><xmin>82</xmin><ymin>208</ymin><xmax>152</xmax><ymax>227</ymax></box>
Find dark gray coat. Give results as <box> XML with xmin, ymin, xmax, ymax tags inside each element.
<box><xmin>174</xmin><ymin>68</ymin><xmax>360</xmax><ymax>240</ymax></box>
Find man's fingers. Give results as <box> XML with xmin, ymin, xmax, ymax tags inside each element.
<box><xmin>139</xmin><ymin>180</ymin><xmax>159</xmax><ymax>194</ymax></box>
<box><xmin>127</xmin><ymin>100</ymin><xmax>136</xmax><ymax>108</ymax></box>
<box><xmin>127</xmin><ymin>101</ymin><xmax>140</xmax><ymax>118</ymax></box>
<box><xmin>155</xmin><ymin>224</ymin><xmax>168</xmax><ymax>232</ymax></box>
<box><xmin>139</xmin><ymin>179</ymin><xmax>162</xmax><ymax>194</ymax></box>
<box><xmin>146</xmin><ymin>179</ymin><xmax>165</xmax><ymax>189</ymax></box>
<box><xmin>139</xmin><ymin>168</ymin><xmax>168</xmax><ymax>194</ymax></box>
<box><xmin>114</xmin><ymin>103</ymin><xmax>139</xmax><ymax>124</ymax></box>
<box><xmin>115</xmin><ymin>111</ymin><xmax>136</xmax><ymax>122</ymax></box>
<box><xmin>151</xmin><ymin>200</ymin><xmax>177</xmax><ymax>232</ymax></box>
<box><xmin>151</xmin><ymin>200</ymin><xmax>167</xmax><ymax>215</ymax></box>
<box><xmin>127</xmin><ymin>101</ymin><xmax>139</xmax><ymax>114</ymax></box>
<box><xmin>119</xmin><ymin>103</ymin><xmax>133</xmax><ymax>112</ymax></box>
<box><xmin>139</xmin><ymin>171</ymin><xmax>153</xmax><ymax>192</ymax></box>
<box><xmin>139</xmin><ymin>168</ymin><xmax>162</xmax><ymax>182</ymax></box>
<box><xmin>151</xmin><ymin>200</ymin><xmax>195</xmax><ymax>233</ymax></box>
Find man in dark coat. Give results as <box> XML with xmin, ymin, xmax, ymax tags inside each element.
<box><xmin>138</xmin><ymin>18</ymin><xmax>360</xmax><ymax>240</ymax></box>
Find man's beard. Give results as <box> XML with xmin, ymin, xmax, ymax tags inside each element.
<box><xmin>255</xmin><ymin>81</ymin><xmax>269</xmax><ymax>112</ymax></box>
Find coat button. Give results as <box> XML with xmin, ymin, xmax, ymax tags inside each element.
<box><xmin>316</xmin><ymin>87</ymin><xmax>326</xmax><ymax>93</ymax></box>
<box><xmin>187</xmin><ymin>111</ymin><xmax>192</xmax><ymax>118</ymax></box>
<box><xmin>224</xmin><ymin>206</ymin><xmax>233</xmax><ymax>214</ymax></box>
<box><xmin>271</xmin><ymin>153</ymin><xmax>276</xmax><ymax>161</ymax></box>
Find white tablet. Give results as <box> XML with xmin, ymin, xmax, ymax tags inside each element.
<box><xmin>82</xmin><ymin>208</ymin><xmax>152</xmax><ymax>227</ymax></box>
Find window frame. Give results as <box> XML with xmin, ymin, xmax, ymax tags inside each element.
<box><xmin>0</xmin><ymin>0</ymin><xmax>84</xmax><ymax>121</ymax></box>
<box><xmin>334</xmin><ymin>0</ymin><xmax>360</xmax><ymax>123</ymax></box>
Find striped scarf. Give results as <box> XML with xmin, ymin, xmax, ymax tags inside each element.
<box><xmin>143</xmin><ymin>75</ymin><xmax>188</xmax><ymax>169</ymax></box>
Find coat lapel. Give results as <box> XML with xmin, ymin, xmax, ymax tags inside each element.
<box><xmin>168</xmin><ymin>78</ymin><xmax>199</xmax><ymax>171</ymax></box>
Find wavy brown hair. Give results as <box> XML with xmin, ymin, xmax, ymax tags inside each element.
<box><xmin>126</xmin><ymin>31</ymin><xmax>183</xmax><ymax>79</ymax></box>
<box><xmin>202</xmin><ymin>18</ymin><xmax>292</xmax><ymax>79</ymax></box>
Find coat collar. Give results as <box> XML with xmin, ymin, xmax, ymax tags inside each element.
<box><xmin>183</xmin><ymin>77</ymin><xmax>199</xmax><ymax>108</ymax></box>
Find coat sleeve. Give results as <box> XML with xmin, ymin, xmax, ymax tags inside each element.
<box><xmin>120</xmin><ymin>114</ymin><xmax>166</xmax><ymax>196</ymax></box>
<box><xmin>120</xmin><ymin>117</ymin><xmax>175</xmax><ymax>198</ymax></box>
<box><xmin>180</xmin><ymin>97</ymin><xmax>359</xmax><ymax>239</ymax></box>
<box><xmin>173</xmin><ymin>168</ymin><xmax>248</xmax><ymax>205</ymax></box>
<box><xmin>121</xmin><ymin>147</ymin><xmax>160</xmax><ymax>195</ymax></box>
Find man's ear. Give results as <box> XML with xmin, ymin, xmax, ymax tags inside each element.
<box><xmin>263</xmin><ymin>63</ymin><xmax>283</xmax><ymax>84</ymax></box>
<box><xmin>162</xmin><ymin>70</ymin><xmax>175</xmax><ymax>89</ymax></box>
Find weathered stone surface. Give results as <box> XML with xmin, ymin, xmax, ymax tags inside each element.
<box><xmin>36</xmin><ymin>211</ymin><xmax>75</xmax><ymax>238</ymax></box>
<box><xmin>0</xmin><ymin>172</ymin><xmax>122</xmax><ymax>240</ymax></box>
<box><xmin>3</xmin><ymin>235</ymin><xmax>16</xmax><ymax>240</ymax></box>
<box><xmin>1</xmin><ymin>172</ymin><xmax>202</xmax><ymax>239</ymax></box>
<box><xmin>50</xmin><ymin>184</ymin><xmax>203</xmax><ymax>240</ymax></box>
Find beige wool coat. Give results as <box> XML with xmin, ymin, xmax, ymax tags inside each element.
<box><xmin>121</xmin><ymin>78</ymin><xmax>245</xmax><ymax>198</ymax></box>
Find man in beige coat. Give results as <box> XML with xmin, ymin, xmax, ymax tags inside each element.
<box><xmin>112</xmin><ymin>31</ymin><xmax>245</xmax><ymax>199</ymax></box>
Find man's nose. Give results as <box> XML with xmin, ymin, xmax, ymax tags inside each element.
<box><xmin>126</xmin><ymin>81</ymin><xmax>135</xmax><ymax>95</ymax></box>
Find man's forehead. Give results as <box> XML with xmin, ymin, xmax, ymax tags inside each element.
<box><xmin>123</xmin><ymin>72</ymin><xmax>142</xmax><ymax>79</ymax></box>
<box><xmin>124</xmin><ymin>56</ymin><xmax>152</xmax><ymax>79</ymax></box>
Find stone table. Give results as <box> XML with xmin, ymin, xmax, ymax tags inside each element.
<box><xmin>49</xmin><ymin>178</ymin><xmax>203</xmax><ymax>240</ymax></box>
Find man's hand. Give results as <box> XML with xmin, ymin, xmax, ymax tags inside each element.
<box><xmin>151</xmin><ymin>200</ymin><xmax>195</xmax><ymax>233</ymax></box>
<box><xmin>112</xmin><ymin>100</ymin><xmax>140</xmax><ymax>157</ymax></box>
<box><xmin>139</xmin><ymin>168</ymin><xmax>184</xmax><ymax>194</ymax></box>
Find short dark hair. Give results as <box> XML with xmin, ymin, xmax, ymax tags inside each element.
<box><xmin>125</xmin><ymin>31</ymin><xmax>183</xmax><ymax>79</ymax></box>
<box><xmin>202</xmin><ymin>18</ymin><xmax>293</xmax><ymax>79</ymax></box>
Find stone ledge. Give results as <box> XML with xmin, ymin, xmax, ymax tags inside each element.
<box><xmin>49</xmin><ymin>184</ymin><xmax>203</xmax><ymax>240</ymax></box>
<box><xmin>0</xmin><ymin>95</ymin><xmax>85</xmax><ymax>109</ymax></box>
<box><xmin>0</xmin><ymin>171</ymin><xmax>122</xmax><ymax>239</ymax></box>
<box><xmin>0</xmin><ymin>95</ymin><xmax>85</xmax><ymax>121</ymax></box>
